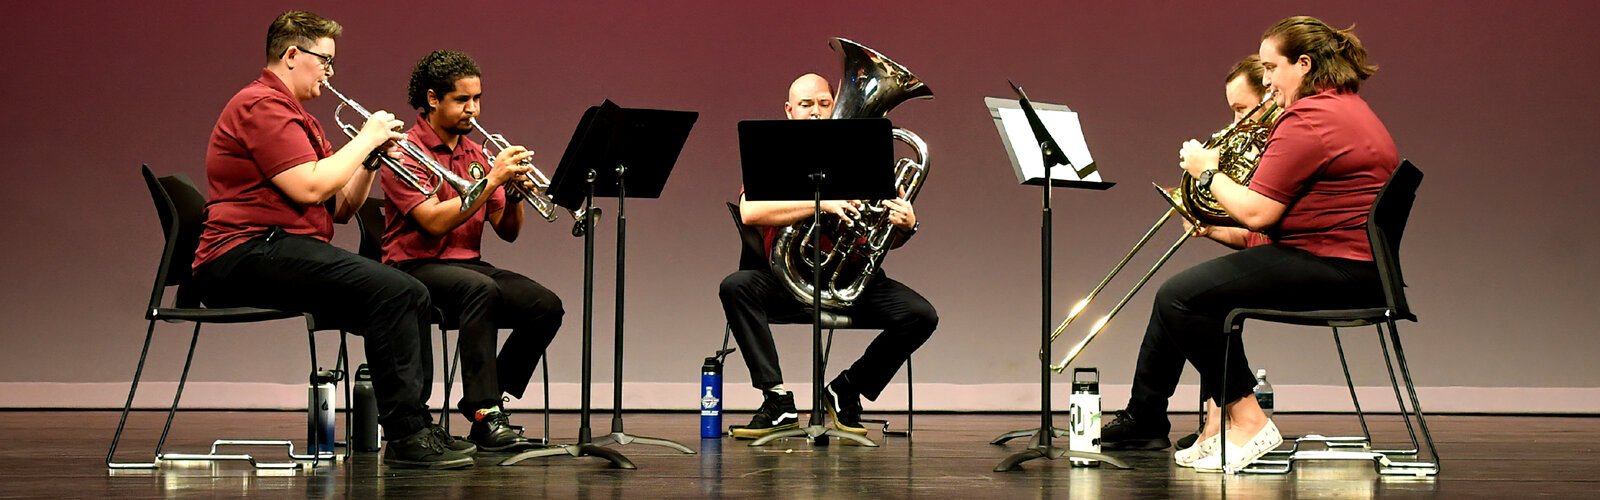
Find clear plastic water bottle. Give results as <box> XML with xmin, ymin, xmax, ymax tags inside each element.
<box><xmin>1253</xmin><ymin>369</ymin><xmax>1274</xmax><ymax>418</ymax></box>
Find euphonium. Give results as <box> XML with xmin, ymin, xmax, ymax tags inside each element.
<box><xmin>1048</xmin><ymin>90</ymin><xmax>1281</xmax><ymax>373</ymax></box>
<box><xmin>470</xmin><ymin>118</ymin><xmax>591</xmax><ymax>237</ymax></box>
<box><xmin>769</xmin><ymin>38</ymin><xmax>933</xmax><ymax>310</ymax></box>
<box><xmin>321</xmin><ymin>81</ymin><xmax>486</xmax><ymax>212</ymax></box>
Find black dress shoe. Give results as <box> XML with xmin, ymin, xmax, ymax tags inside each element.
<box><xmin>470</xmin><ymin>407</ymin><xmax>534</xmax><ymax>452</ymax></box>
<box><xmin>384</xmin><ymin>427</ymin><xmax>475</xmax><ymax>469</ymax></box>
<box><xmin>1100</xmin><ymin>410</ymin><xmax>1173</xmax><ymax>450</ymax></box>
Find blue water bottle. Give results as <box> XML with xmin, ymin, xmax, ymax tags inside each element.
<box><xmin>701</xmin><ymin>355</ymin><xmax>724</xmax><ymax>438</ymax></box>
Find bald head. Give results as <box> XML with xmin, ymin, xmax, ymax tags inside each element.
<box><xmin>785</xmin><ymin>73</ymin><xmax>834</xmax><ymax>119</ymax></box>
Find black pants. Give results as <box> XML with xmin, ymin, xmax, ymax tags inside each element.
<box><xmin>396</xmin><ymin>259</ymin><xmax>562</xmax><ymax>419</ymax></box>
<box><xmin>719</xmin><ymin>269</ymin><xmax>936</xmax><ymax>401</ymax></box>
<box><xmin>193</xmin><ymin>232</ymin><xmax>435</xmax><ymax>440</ymax></box>
<box><xmin>1135</xmin><ymin>244</ymin><xmax>1381</xmax><ymax>411</ymax></box>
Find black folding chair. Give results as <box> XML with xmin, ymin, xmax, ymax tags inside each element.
<box><xmin>352</xmin><ymin>196</ymin><xmax>551</xmax><ymax>445</ymax></box>
<box><xmin>107</xmin><ymin>165</ymin><xmax>349</xmax><ymax>470</ymax></box>
<box><xmin>717</xmin><ymin>202</ymin><xmax>913</xmax><ymax>437</ymax></box>
<box><xmin>1218</xmin><ymin>160</ymin><xmax>1437</xmax><ymax>476</ymax></box>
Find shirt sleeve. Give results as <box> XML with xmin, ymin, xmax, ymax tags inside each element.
<box><xmin>384</xmin><ymin>155</ymin><xmax>434</xmax><ymax>216</ymax></box>
<box><xmin>486</xmin><ymin>183</ymin><xmax>507</xmax><ymax>216</ymax></box>
<box><xmin>238</xmin><ymin>95</ymin><xmax>322</xmax><ymax>179</ymax></box>
<box><xmin>1248</xmin><ymin>111</ymin><xmax>1327</xmax><ymax>205</ymax></box>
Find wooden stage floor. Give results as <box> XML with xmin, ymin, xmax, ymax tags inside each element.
<box><xmin>18</xmin><ymin>411</ymin><xmax>1599</xmax><ymax>497</ymax></box>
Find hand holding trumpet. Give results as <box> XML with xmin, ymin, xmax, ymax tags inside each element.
<box><xmin>487</xmin><ymin>144</ymin><xmax>536</xmax><ymax>190</ymax></box>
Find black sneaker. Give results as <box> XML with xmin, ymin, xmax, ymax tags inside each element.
<box><xmin>1100</xmin><ymin>410</ymin><xmax>1172</xmax><ymax>450</ymax></box>
<box><xmin>430</xmin><ymin>423</ymin><xmax>478</xmax><ymax>455</ymax></box>
<box><xmin>384</xmin><ymin>427</ymin><xmax>475</xmax><ymax>469</ymax></box>
<box><xmin>470</xmin><ymin>406</ymin><xmax>535</xmax><ymax>452</ymax></box>
<box><xmin>1175</xmin><ymin>431</ymin><xmax>1200</xmax><ymax>450</ymax></box>
<box><xmin>824</xmin><ymin>378</ymin><xmax>867</xmax><ymax>436</ymax></box>
<box><xmin>730</xmin><ymin>391</ymin><xmax>800</xmax><ymax>439</ymax></box>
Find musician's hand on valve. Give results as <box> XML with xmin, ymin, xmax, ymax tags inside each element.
<box><xmin>1179</xmin><ymin>139</ymin><xmax>1219</xmax><ymax>178</ymax></box>
<box><xmin>359</xmin><ymin>111</ymin><xmax>405</xmax><ymax>153</ymax></box>
<box><xmin>489</xmin><ymin>162</ymin><xmax>533</xmax><ymax>188</ymax></box>
<box><xmin>492</xmin><ymin>145</ymin><xmax>534</xmax><ymax>170</ymax></box>
<box><xmin>822</xmin><ymin>200</ymin><xmax>861</xmax><ymax>226</ymax></box>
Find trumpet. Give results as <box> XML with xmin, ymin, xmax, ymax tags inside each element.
<box><xmin>320</xmin><ymin>80</ymin><xmax>486</xmax><ymax>212</ymax></box>
<box><xmin>1048</xmin><ymin>89</ymin><xmax>1281</xmax><ymax>373</ymax></box>
<box><xmin>470</xmin><ymin>118</ymin><xmax>590</xmax><ymax>237</ymax></box>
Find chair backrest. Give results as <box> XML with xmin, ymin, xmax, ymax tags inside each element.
<box><xmin>141</xmin><ymin>165</ymin><xmax>208</xmax><ymax>312</ymax></box>
<box><xmin>353</xmin><ymin>196</ymin><xmax>386</xmax><ymax>262</ymax></box>
<box><xmin>1368</xmin><ymin>159</ymin><xmax>1423</xmax><ymax>320</ymax></box>
<box><xmin>726</xmin><ymin>202</ymin><xmax>769</xmax><ymax>271</ymax></box>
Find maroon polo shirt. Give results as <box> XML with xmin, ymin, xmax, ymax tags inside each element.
<box><xmin>1243</xmin><ymin>90</ymin><xmax>1398</xmax><ymax>261</ymax></box>
<box><xmin>193</xmin><ymin>69</ymin><xmax>334</xmax><ymax>269</ymax></box>
<box><xmin>379</xmin><ymin>116</ymin><xmax>506</xmax><ymax>265</ymax></box>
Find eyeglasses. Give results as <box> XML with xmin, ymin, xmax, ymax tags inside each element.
<box><xmin>293</xmin><ymin>46</ymin><xmax>335</xmax><ymax>70</ymax></box>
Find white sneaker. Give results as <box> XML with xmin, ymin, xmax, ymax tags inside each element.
<box><xmin>1174</xmin><ymin>434</ymin><xmax>1219</xmax><ymax>468</ymax></box>
<box><xmin>1192</xmin><ymin>420</ymin><xmax>1282</xmax><ymax>473</ymax></box>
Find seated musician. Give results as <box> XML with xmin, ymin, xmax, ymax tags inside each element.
<box><xmin>719</xmin><ymin>73</ymin><xmax>936</xmax><ymax>439</ymax></box>
<box><xmin>379</xmin><ymin>50</ymin><xmax>562</xmax><ymax>452</ymax></box>
<box><xmin>1146</xmin><ymin>16</ymin><xmax>1398</xmax><ymax>472</ymax></box>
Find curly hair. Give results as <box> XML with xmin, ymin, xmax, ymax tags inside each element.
<box><xmin>407</xmin><ymin>50</ymin><xmax>481</xmax><ymax>115</ymax></box>
<box><xmin>265</xmin><ymin>11</ymin><xmax>341</xmax><ymax>63</ymax></box>
<box><xmin>1262</xmin><ymin>16</ymin><xmax>1377</xmax><ymax>99</ymax></box>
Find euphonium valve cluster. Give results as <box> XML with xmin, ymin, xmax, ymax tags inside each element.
<box><xmin>1048</xmin><ymin>90</ymin><xmax>1281</xmax><ymax>373</ymax></box>
<box><xmin>768</xmin><ymin>38</ymin><xmax>933</xmax><ymax>310</ymax></box>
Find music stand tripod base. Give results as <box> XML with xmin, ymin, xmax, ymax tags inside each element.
<box><xmin>990</xmin><ymin>426</ymin><xmax>1067</xmax><ymax>445</ymax></box>
<box><xmin>500</xmin><ymin>443</ymin><xmax>636</xmax><ymax>469</ymax></box>
<box><xmin>749</xmin><ymin>425</ymin><xmax>878</xmax><ymax>448</ymax></box>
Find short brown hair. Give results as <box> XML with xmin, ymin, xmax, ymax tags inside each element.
<box><xmin>265</xmin><ymin>11</ymin><xmax>342</xmax><ymax>63</ymax></box>
<box><xmin>1225</xmin><ymin>54</ymin><xmax>1268</xmax><ymax>97</ymax></box>
<box><xmin>1262</xmin><ymin>16</ymin><xmax>1377</xmax><ymax>99</ymax></box>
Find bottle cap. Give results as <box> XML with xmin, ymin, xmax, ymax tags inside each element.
<box><xmin>1256</xmin><ymin>368</ymin><xmax>1267</xmax><ymax>378</ymax></box>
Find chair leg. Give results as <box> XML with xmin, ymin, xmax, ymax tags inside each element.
<box><xmin>542</xmin><ymin>348</ymin><xmax>551</xmax><ymax>446</ymax></box>
<box><xmin>903</xmin><ymin>357</ymin><xmax>914</xmax><ymax>437</ymax></box>
<box><xmin>306</xmin><ymin>329</ymin><xmax>322</xmax><ymax>467</ymax></box>
<box><xmin>338</xmin><ymin>332</ymin><xmax>351</xmax><ymax>450</ymax></box>
<box><xmin>106</xmin><ymin>320</ymin><xmax>162</xmax><ymax>469</ymax></box>
<box><xmin>155</xmin><ymin>323</ymin><xmax>204</xmax><ymax>457</ymax></box>
<box><xmin>1375</xmin><ymin>323</ymin><xmax>1422</xmax><ymax>454</ymax></box>
<box><xmin>1219</xmin><ymin>325</ymin><xmax>1232</xmax><ymax>471</ymax></box>
<box><xmin>440</xmin><ymin>329</ymin><xmax>453</xmax><ymax>434</ymax></box>
<box><xmin>1385</xmin><ymin>320</ymin><xmax>1438</xmax><ymax>466</ymax></box>
<box><xmin>1332</xmin><ymin>327</ymin><xmax>1375</xmax><ymax>445</ymax></box>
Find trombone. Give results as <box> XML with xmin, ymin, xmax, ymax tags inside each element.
<box><xmin>470</xmin><ymin>118</ymin><xmax>590</xmax><ymax>237</ymax></box>
<box><xmin>1049</xmin><ymin>89</ymin><xmax>1280</xmax><ymax>373</ymax></box>
<box><xmin>320</xmin><ymin>81</ymin><xmax>486</xmax><ymax>212</ymax></box>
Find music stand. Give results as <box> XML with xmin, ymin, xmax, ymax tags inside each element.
<box><xmin>732</xmin><ymin>117</ymin><xmax>896</xmax><ymax>448</ymax></box>
<box><xmin>500</xmin><ymin>100</ymin><xmax>698</xmax><ymax>467</ymax></box>
<box><xmin>737</xmin><ymin>118</ymin><xmax>896</xmax><ymax>448</ymax></box>
<box><xmin>985</xmin><ymin>83</ymin><xmax>1128</xmax><ymax>471</ymax></box>
<box><xmin>586</xmin><ymin>106</ymin><xmax>699</xmax><ymax>455</ymax></box>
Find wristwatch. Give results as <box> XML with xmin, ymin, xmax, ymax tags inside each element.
<box><xmin>1197</xmin><ymin>169</ymin><xmax>1218</xmax><ymax>191</ymax></box>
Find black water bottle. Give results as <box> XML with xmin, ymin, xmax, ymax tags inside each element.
<box><xmin>352</xmin><ymin>364</ymin><xmax>381</xmax><ymax>452</ymax></box>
